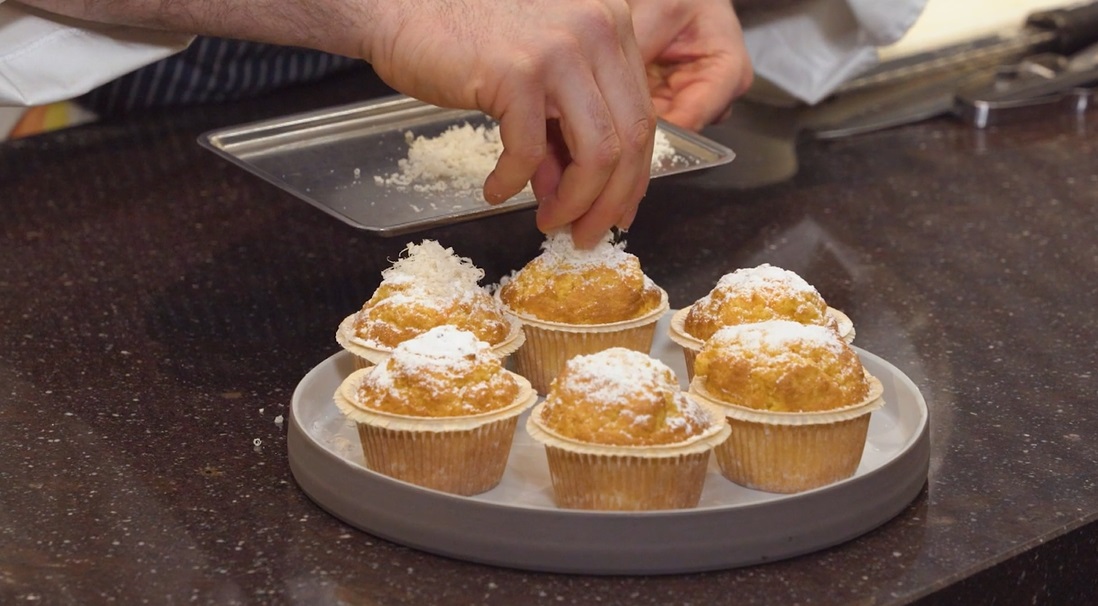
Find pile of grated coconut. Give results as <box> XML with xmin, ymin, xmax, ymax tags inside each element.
<box><xmin>375</xmin><ymin>122</ymin><xmax>680</xmax><ymax>194</ymax></box>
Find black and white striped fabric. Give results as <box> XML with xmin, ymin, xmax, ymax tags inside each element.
<box><xmin>78</xmin><ymin>37</ymin><xmax>362</xmax><ymax>116</ymax></box>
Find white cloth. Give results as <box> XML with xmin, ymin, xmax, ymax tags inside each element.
<box><xmin>0</xmin><ymin>1</ymin><xmax>192</xmax><ymax>106</ymax></box>
<box><xmin>743</xmin><ymin>0</ymin><xmax>929</xmax><ymax>105</ymax></box>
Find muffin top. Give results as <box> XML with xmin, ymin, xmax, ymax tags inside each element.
<box><xmin>498</xmin><ymin>230</ymin><xmax>664</xmax><ymax>324</ymax></box>
<box><xmin>351</xmin><ymin>325</ymin><xmax>520</xmax><ymax>417</ymax></box>
<box><xmin>693</xmin><ymin>320</ymin><xmax>868</xmax><ymax>413</ymax></box>
<box><xmin>352</xmin><ymin>240</ymin><xmax>511</xmax><ymax>348</ymax></box>
<box><xmin>538</xmin><ymin>347</ymin><xmax>716</xmax><ymax>446</ymax></box>
<box><xmin>683</xmin><ymin>264</ymin><xmax>836</xmax><ymax>341</ymax></box>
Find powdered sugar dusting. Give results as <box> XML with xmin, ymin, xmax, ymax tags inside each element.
<box><xmin>392</xmin><ymin>325</ymin><xmax>486</xmax><ymax>370</ymax></box>
<box><xmin>710</xmin><ymin>320</ymin><xmax>846</xmax><ymax>359</ymax></box>
<box><xmin>566</xmin><ymin>348</ymin><xmax>666</xmax><ymax>403</ymax></box>
<box><xmin>368</xmin><ymin>326</ymin><xmax>490</xmax><ymax>394</ymax></box>
<box><xmin>562</xmin><ymin>348</ymin><xmax>710</xmax><ymax>430</ymax></box>
<box><xmin>715</xmin><ymin>263</ymin><xmax>819</xmax><ymax>297</ymax></box>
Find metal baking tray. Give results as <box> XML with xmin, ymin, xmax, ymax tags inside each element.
<box><xmin>288</xmin><ymin>312</ymin><xmax>930</xmax><ymax>574</ymax></box>
<box><xmin>198</xmin><ymin>95</ymin><xmax>735</xmax><ymax>236</ymax></box>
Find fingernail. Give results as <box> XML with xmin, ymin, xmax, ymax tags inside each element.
<box><xmin>618</xmin><ymin>206</ymin><xmax>639</xmax><ymax>231</ymax></box>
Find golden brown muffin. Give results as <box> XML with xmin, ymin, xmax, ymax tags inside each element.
<box><xmin>693</xmin><ymin>320</ymin><xmax>868</xmax><ymax>412</ymax></box>
<box><xmin>498</xmin><ymin>230</ymin><xmax>663</xmax><ymax>324</ymax></box>
<box><xmin>539</xmin><ymin>347</ymin><xmax>715</xmax><ymax>447</ymax></box>
<box><xmin>526</xmin><ymin>347</ymin><xmax>730</xmax><ymax>510</ymax></box>
<box><xmin>335</xmin><ymin>324</ymin><xmax>537</xmax><ymax>496</ymax></box>
<box><xmin>353</xmin><ymin>325</ymin><xmax>520</xmax><ymax>417</ymax></box>
<box><xmin>351</xmin><ymin>240</ymin><xmax>511</xmax><ymax>348</ymax></box>
<box><xmin>683</xmin><ymin>264</ymin><xmax>837</xmax><ymax>341</ymax></box>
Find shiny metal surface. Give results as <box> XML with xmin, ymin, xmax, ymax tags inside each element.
<box><xmin>199</xmin><ymin>95</ymin><xmax>735</xmax><ymax>237</ymax></box>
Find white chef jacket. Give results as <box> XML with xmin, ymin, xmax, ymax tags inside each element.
<box><xmin>0</xmin><ymin>1</ymin><xmax>192</xmax><ymax>106</ymax></box>
<box><xmin>0</xmin><ymin>0</ymin><xmax>928</xmax><ymax>108</ymax></box>
<box><xmin>742</xmin><ymin>0</ymin><xmax>929</xmax><ymax>104</ymax></box>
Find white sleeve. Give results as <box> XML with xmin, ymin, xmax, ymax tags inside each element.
<box><xmin>742</xmin><ymin>0</ymin><xmax>929</xmax><ymax>105</ymax></box>
<box><xmin>0</xmin><ymin>1</ymin><xmax>194</xmax><ymax>106</ymax></box>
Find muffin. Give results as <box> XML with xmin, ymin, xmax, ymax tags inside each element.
<box><xmin>497</xmin><ymin>230</ymin><xmax>669</xmax><ymax>394</ymax></box>
<box><xmin>688</xmin><ymin>320</ymin><xmax>883</xmax><ymax>494</ymax></box>
<box><xmin>526</xmin><ymin>347</ymin><xmax>730</xmax><ymax>510</ymax></box>
<box><xmin>333</xmin><ymin>325</ymin><xmax>537</xmax><ymax>495</ymax></box>
<box><xmin>668</xmin><ymin>264</ymin><xmax>854</xmax><ymax>379</ymax></box>
<box><xmin>336</xmin><ymin>240</ymin><xmax>524</xmax><ymax>369</ymax></box>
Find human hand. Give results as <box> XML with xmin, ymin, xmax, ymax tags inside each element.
<box><xmin>364</xmin><ymin>0</ymin><xmax>657</xmax><ymax>249</ymax></box>
<box><xmin>626</xmin><ymin>0</ymin><xmax>754</xmax><ymax>131</ymax></box>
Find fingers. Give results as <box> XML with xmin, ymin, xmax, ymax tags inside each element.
<box><xmin>629</xmin><ymin>0</ymin><xmax>754</xmax><ymax>131</ymax></box>
<box><xmin>529</xmin><ymin>121</ymin><xmax>567</xmax><ymax>207</ymax></box>
<box><xmin>536</xmin><ymin>80</ymin><xmax>652</xmax><ymax>247</ymax></box>
<box><xmin>657</xmin><ymin>63</ymin><xmax>747</xmax><ymax>130</ymax></box>
<box><xmin>536</xmin><ymin>14</ymin><xmax>656</xmax><ymax>248</ymax></box>
<box><xmin>484</xmin><ymin>95</ymin><xmax>547</xmax><ymax>205</ymax></box>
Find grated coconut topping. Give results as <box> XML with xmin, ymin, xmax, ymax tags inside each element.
<box><xmin>381</xmin><ymin>239</ymin><xmax>485</xmax><ymax>291</ymax></box>
<box><xmin>537</xmin><ymin>229</ymin><xmax>632</xmax><ymax>270</ymax></box>
<box><xmin>375</xmin><ymin>123</ymin><xmax>679</xmax><ymax>194</ymax></box>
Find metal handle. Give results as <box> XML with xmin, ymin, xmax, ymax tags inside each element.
<box><xmin>1027</xmin><ymin>1</ymin><xmax>1098</xmax><ymax>55</ymax></box>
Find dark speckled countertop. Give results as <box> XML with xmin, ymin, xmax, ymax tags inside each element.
<box><xmin>2</xmin><ymin>68</ymin><xmax>1097</xmax><ymax>604</ymax></box>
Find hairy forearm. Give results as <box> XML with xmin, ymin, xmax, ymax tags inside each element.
<box><xmin>15</xmin><ymin>0</ymin><xmax>375</xmax><ymax>58</ymax></box>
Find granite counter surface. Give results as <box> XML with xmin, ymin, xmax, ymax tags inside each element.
<box><xmin>2</xmin><ymin>70</ymin><xmax>1096</xmax><ymax>604</ymax></box>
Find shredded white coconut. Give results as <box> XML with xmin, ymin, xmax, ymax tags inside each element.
<box><xmin>539</xmin><ymin>229</ymin><xmax>636</xmax><ymax>274</ymax></box>
<box><xmin>652</xmin><ymin>128</ymin><xmax>678</xmax><ymax>169</ymax></box>
<box><xmin>354</xmin><ymin>240</ymin><xmax>502</xmax><ymax>348</ymax></box>
<box><xmin>381</xmin><ymin>239</ymin><xmax>485</xmax><ymax>290</ymax></box>
<box><xmin>376</xmin><ymin>122</ymin><xmax>679</xmax><ymax>194</ymax></box>
<box><xmin>378</xmin><ymin>124</ymin><xmax>505</xmax><ymax>193</ymax></box>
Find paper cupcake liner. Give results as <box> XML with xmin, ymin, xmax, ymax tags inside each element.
<box><xmin>828</xmin><ymin>307</ymin><xmax>856</xmax><ymax>344</ymax></box>
<box><xmin>525</xmin><ymin>399</ymin><xmax>730</xmax><ymax>510</ymax></box>
<box><xmin>354</xmin><ymin>416</ymin><xmax>522</xmax><ymax>495</ymax></box>
<box><xmin>689</xmin><ymin>373</ymin><xmax>882</xmax><ymax>494</ymax></box>
<box><xmin>667</xmin><ymin>307</ymin><xmax>702</xmax><ymax>381</ymax></box>
<box><xmin>712</xmin><ymin>414</ymin><xmax>873</xmax><ymax>494</ymax></box>
<box><xmin>333</xmin><ymin>369</ymin><xmax>538</xmax><ymax>496</ymax></box>
<box><xmin>541</xmin><ymin>446</ymin><xmax>712</xmax><ymax>510</ymax></box>
<box><xmin>667</xmin><ymin>305</ymin><xmax>857</xmax><ymax>382</ymax></box>
<box><xmin>335</xmin><ymin>312</ymin><xmax>526</xmax><ymax>367</ymax></box>
<box><xmin>500</xmin><ymin>288</ymin><xmax>669</xmax><ymax>395</ymax></box>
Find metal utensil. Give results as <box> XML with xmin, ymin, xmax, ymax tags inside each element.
<box><xmin>836</xmin><ymin>0</ymin><xmax>1098</xmax><ymax>95</ymax></box>
<box><xmin>956</xmin><ymin>43</ymin><xmax>1098</xmax><ymax>127</ymax></box>
<box><xmin>807</xmin><ymin>0</ymin><xmax>1098</xmax><ymax>138</ymax></box>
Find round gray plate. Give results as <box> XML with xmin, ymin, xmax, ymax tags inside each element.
<box><xmin>288</xmin><ymin>315</ymin><xmax>930</xmax><ymax>574</ymax></box>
